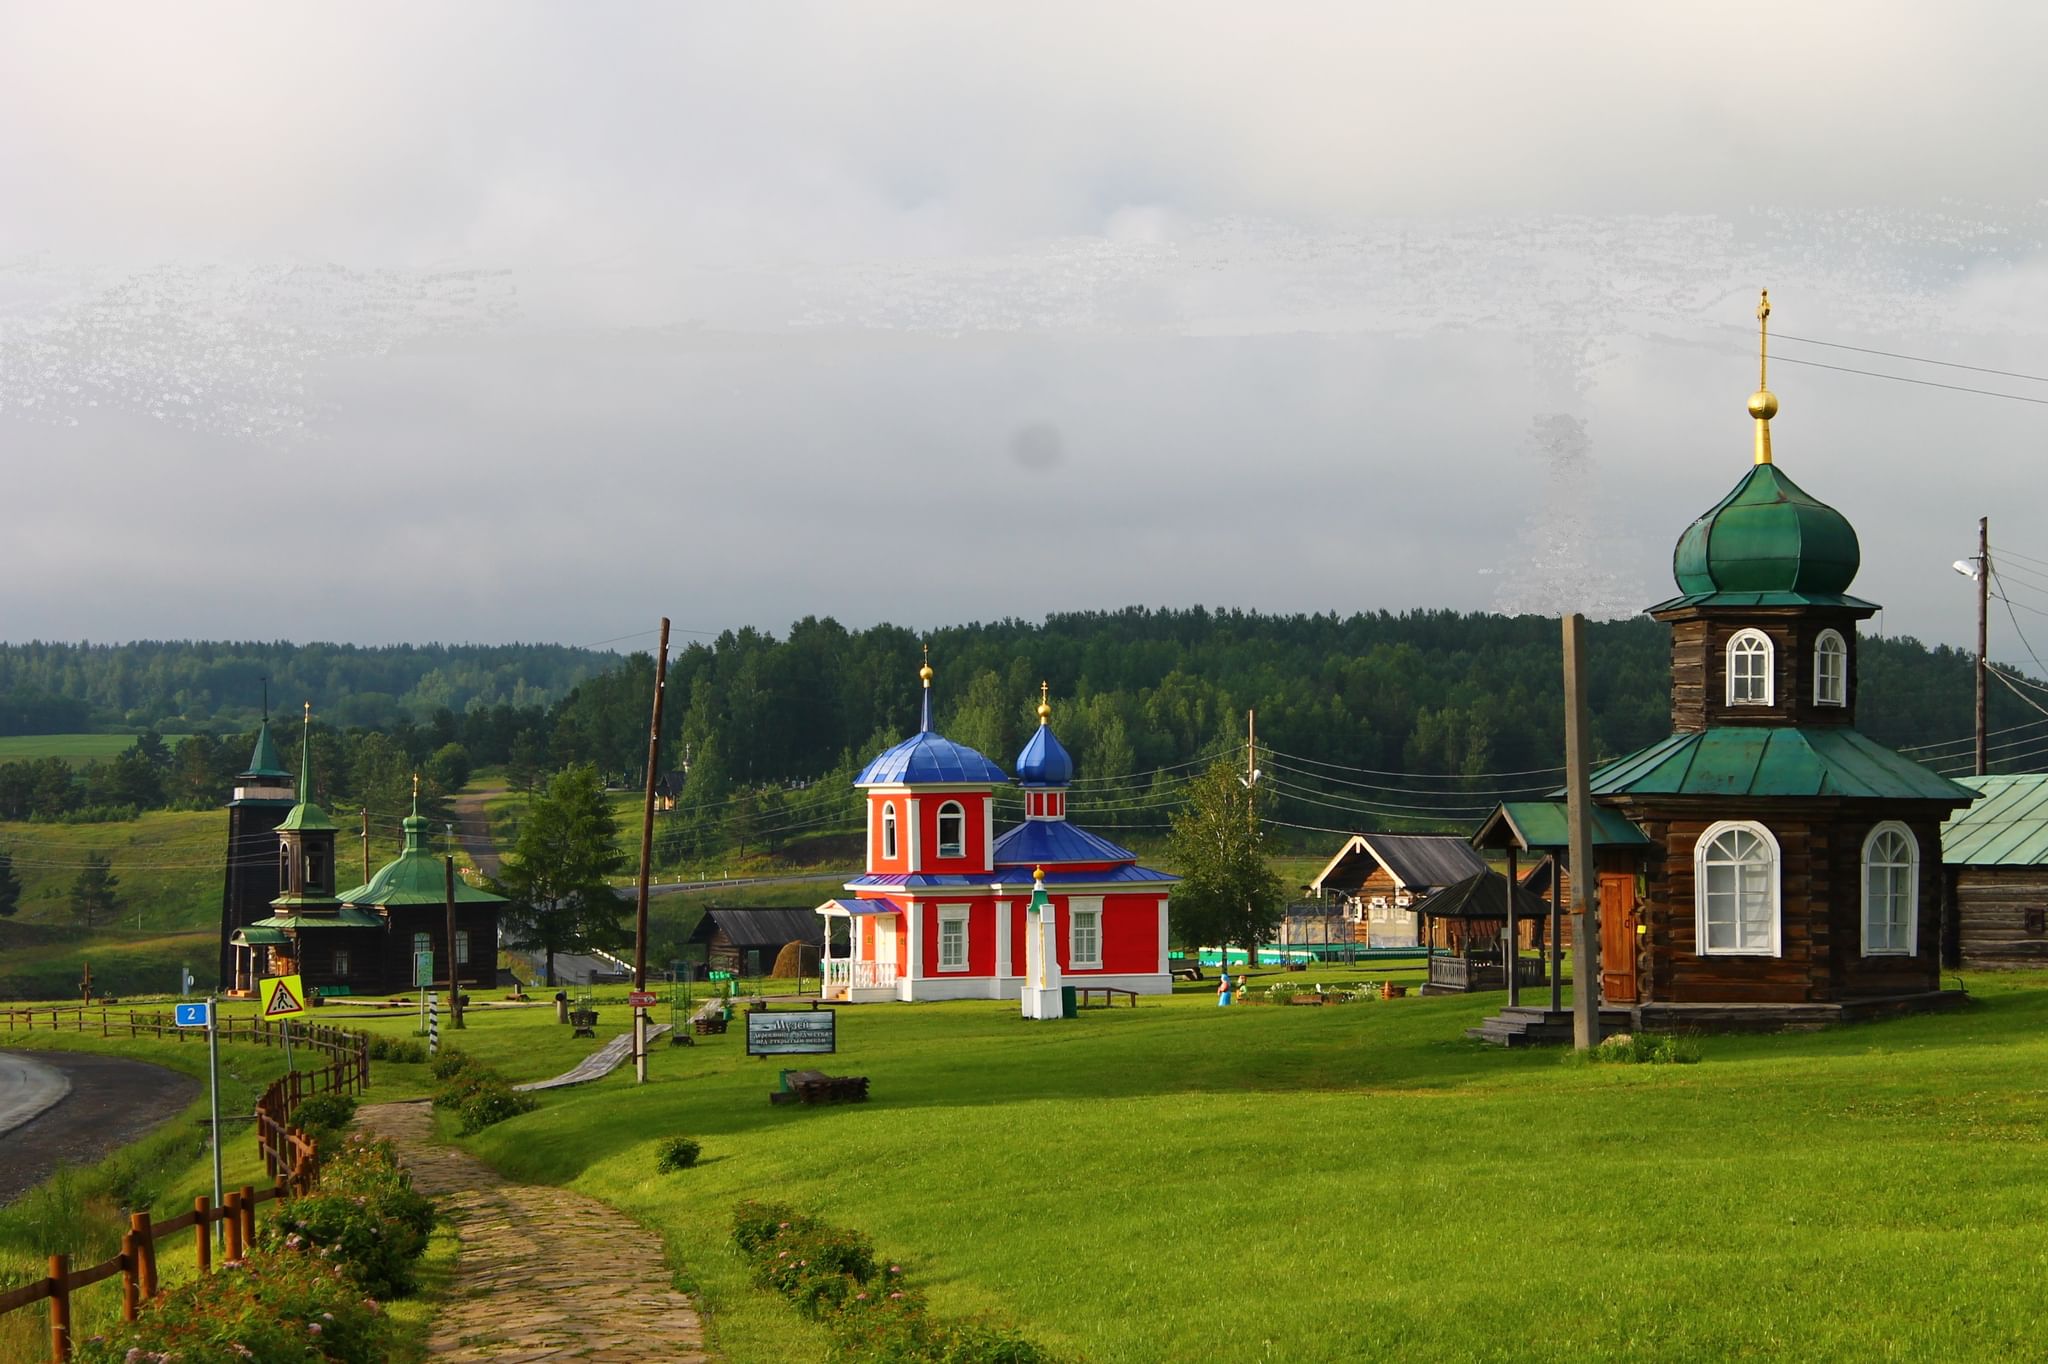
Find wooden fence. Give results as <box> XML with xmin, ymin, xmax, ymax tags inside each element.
<box><xmin>0</xmin><ymin>1008</ymin><xmax>372</xmax><ymax>1361</ymax></box>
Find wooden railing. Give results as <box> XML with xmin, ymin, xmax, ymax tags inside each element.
<box><xmin>0</xmin><ymin>1010</ymin><xmax>371</xmax><ymax>1361</ymax></box>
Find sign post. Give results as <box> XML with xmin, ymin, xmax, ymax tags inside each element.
<box><xmin>414</xmin><ymin>949</ymin><xmax>433</xmax><ymax>1041</ymax></box>
<box><xmin>176</xmin><ymin>999</ymin><xmax>222</xmax><ymax>1245</ymax></box>
<box><xmin>428</xmin><ymin>992</ymin><xmax>440</xmax><ymax>1056</ymax></box>
<box><xmin>259</xmin><ymin>974</ymin><xmax>308</xmax><ymax>1072</ymax></box>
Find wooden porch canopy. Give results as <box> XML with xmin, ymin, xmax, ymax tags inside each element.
<box><xmin>1468</xmin><ymin>802</ymin><xmax>1647</xmax><ymax>1011</ymax></box>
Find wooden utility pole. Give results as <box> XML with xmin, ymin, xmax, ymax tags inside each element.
<box><xmin>445</xmin><ymin>854</ymin><xmax>464</xmax><ymax>1030</ymax></box>
<box><xmin>1563</xmin><ymin>614</ymin><xmax>1602</xmax><ymax>1051</ymax></box>
<box><xmin>1977</xmin><ymin>516</ymin><xmax>1990</xmax><ymax>777</ymax></box>
<box><xmin>632</xmin><ymin>617</ymin><xmax>672</xmax><ymax>1084</ymax></box>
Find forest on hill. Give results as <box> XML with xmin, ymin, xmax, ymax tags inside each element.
<box><xmin>1</xmin><ymin>610</ymin><xmax>2037</xmax><ymax>870</ymax></box>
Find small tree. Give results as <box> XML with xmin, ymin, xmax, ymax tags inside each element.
<box><xmin>489</xmin><ymin>764</ymin><xmax>628</xmax><ymax>985</ymax></box>
<box><xmin>70</xmin><ymin>853</ymin><xmax>120</xmax><ymax>929</ymax></box>
<box><xmin>1166</xmin><ymin>760</ymin><xmax>1286</xmax><ymax>967</ymax></box>
<box><xmin>0</xmin><ymin>847</ymin><xmax>20</xmax><ymax>918</ymax></box>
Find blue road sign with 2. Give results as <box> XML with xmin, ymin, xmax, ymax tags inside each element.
<box><xmin>174</xmin><ymin>1002</ymin><xmax>212</xmax><ymax>1028</ymax></box>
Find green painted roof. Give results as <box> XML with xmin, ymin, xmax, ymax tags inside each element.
<box><xmin>1940</xmin><ymin>774</ymin><xmax>2048</xmax><ymax>866</ymax></box>
<box><xmin>230</xmin><ymin>926</ymin><xmax>290</xmax><ymax>945</ymax></box>
<box><xmin>278</xmin><ymin>714</ymin><xmax>336</xmax><ymax>831</ymax></box>
<box><xmin>337</xmin><ymin>813</ymin><xmax>506</xmax><ymax>907</ymax></box>
<box><xmin>1474</xmin><ymin>801</ymin><xmax>1652</xmax><ymax>851</ymax></box>
<box><xmin>1670</xmin><ymin>463</ymin><xmax>1862</xmax><ymax>603</ymax></box>
<box><xmin>240</xmin><ymin>720</ymin><xmax>291</xmax><ymax>782</ymax></box>
<box><xmin>1587</xmin><ymin>726</ymin><xmax>1976</xmax><ymax>802</ymax></box>
<box><xmin>248</xmin><ymin>907</ymin><xmax>385</xmax><ymax>930</ymax></box>
<box><xmin>1646</xmin><ymin>588</ymin><xmax>1879</xmax><ymax>614</ymax></box>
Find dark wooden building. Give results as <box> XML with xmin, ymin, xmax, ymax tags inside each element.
<box><xmin>1941</xmin><ymin>774</ymin><xmax>2048</xmax><ymax>968</ymax></box>
<box><xmin>216</xmin><ymin>718</ymin><xmax>297</xmax><ymax>989</ymax></box>
<box><xmin>689</xmin><ymin>906</ymin><xmax>824</xmax><ymax>978</ymax></box>
<box><xmin>1308</xmin><ymin>833</ymin><xmax>1489</xmax><ymax>947</ymax></box>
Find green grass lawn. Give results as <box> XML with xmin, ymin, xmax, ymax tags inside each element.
<box><xmin>0</xmin><ymin>734</ymin><xmax>138</xmax><ymax>765</ymax></box>
<box><xmin>312</xmin><ymin>974</ymin><xmax>2048</xmax><ymax>1363</ymax></box>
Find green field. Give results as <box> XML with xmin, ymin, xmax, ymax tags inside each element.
<box><xmin>0</xmin><ymin>733</ymin><xmax>138</xmax><ymax>765</ymax></box>
<box><xmin>239</xmin><ymin>971</ymin><xmax>2048</xmax><ymax>1364</ymax></box>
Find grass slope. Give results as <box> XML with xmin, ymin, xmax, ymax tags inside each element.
<box><xmin>0</xmin><ymin>734</ymin><xmax>138</xmax><ymax>765</ymax></box>
<box><xmin>310</xmin><ymin>973</ymin><xmax>2048</xmax><ymax>1364</ymax></box>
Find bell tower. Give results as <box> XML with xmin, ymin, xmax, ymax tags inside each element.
<box><xmin>216</xmin><ymin>701</ymin><xmax>297</xmax><ymax>989</ymax></box>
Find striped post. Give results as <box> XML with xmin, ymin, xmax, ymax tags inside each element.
<box><xmin>428</xmin><ymin>992</ymin><xmax>439</xmax><ymax>1056</ymax></box>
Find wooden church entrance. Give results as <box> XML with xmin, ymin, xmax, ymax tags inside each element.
<box><xmin>1599</xmin><ymin>873</ymin><xmax>1639</xmax><ymax>1005</ymax></box>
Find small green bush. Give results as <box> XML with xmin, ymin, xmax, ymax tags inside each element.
<box><xmin>657</xmin><ymin>1136</ymin><xmax>702</xmax><ymax>1173</ymax></box>
<box><xmin>367</xmin><ymin>1034</ymin><xmax>427</xmax><ymax>1064</ymax></box>
<box><xmin>264</xmin><ymin>1136</ymin><xmax>435</xmax><ymax>1298</ymax></box>
<box><xmin>452</xmin><ymin>1078</ymin><xmax>538</xmax><ymax>1134</ymax></box>
<box><xmin>73</xmin><ymin>1248</ymin><xmax>394</xmax><ymax>1363</ymax></box>
<box><xmin>1565</xmin><ymin>1032</ymin><xmax>1703</xmax><ymax>1066</ymax></box>
<box><xmin>293</xmin><ymin>1092</ymin><xmax>359</xmax><ymax>1151</ymax></box>
<box><xmin>428</xmin><ymin>1047</ymin><xmax>478</xmax><ymax>1081</ymax></box>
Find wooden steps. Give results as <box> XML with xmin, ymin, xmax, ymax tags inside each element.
<box><xmin>1467</xmin><ymin>1006</ymin><xmax>1631</xmax><ymax>1047</ymax></box>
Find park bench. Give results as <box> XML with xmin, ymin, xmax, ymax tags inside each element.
<box><xmin>772</xmin><ymin>1069</ymin><xmax>870</xmax><ymax>1105</ymax></box>
<box><xmin>1073</xmin><ymin>986</ymin><xmax>1138</xmax><ymax>1009</ymax></box>
<box><xmin>568</xmin><ymin>1008</ymin><xmax>599</xmax><ymax>1038</ymax></box>
<box><xmin>1171</xmin><ymin>966</ymin><xmax>1205</xmax><ymax>981</ymax></box>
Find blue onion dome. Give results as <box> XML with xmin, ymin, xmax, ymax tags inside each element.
<box><xmin>1014</xmin><ymin>683</ymin><xmax>1074</xmax><ymax>786</ymax></box>
<box><xmin>854</xmin><ymin>654</ymin><xmax>1010</xmax><ymax>786</ymax></box>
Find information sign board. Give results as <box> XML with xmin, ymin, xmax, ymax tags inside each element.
<box><xmin>628</xmin><ymin>990</ymin><xmax>658</xmax><ymax>1007</ymax></box>
<box><xmin>413</xmin><ymin>950</ymin><xmax>435</xmax><ymax>988</ymax></box>
<box><xmin>174</xmin><ymin>1001</ymin><xmax>212</xmax><ymax>1028</ymax></box>
<box><xmin>745</xmin><ymin>1008</ymin><xmax>837</xmax><ymax>1057</ymax></box>
<box><xmin>707</xmin><ymin>970</ymin><xmax>735</xmax><ymax>982</ymax></box>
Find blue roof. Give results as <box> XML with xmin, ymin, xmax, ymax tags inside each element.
<box><xmin>855</xmin><ymin>730</ymin><xmax>1010</xmax><ymax>786</ymax></box>
<box><xmin>992</xmin><ymin>819</ymin><xmax>1135</xmax><ymax>866</ymax></box>
<box><xmin>1018</xmin><ymin>864</ymin><xmax>1177</xmax><ymax>887</ymax></box>
<box><xmin>845</xmin><ymin>872</ymin><xmax>998</xmax><ymax>891</ymax></box>
<box><xmin>1014</xmin><ymin>723</ymin><xmax>1074</xmax><ymax>786</ymax></box>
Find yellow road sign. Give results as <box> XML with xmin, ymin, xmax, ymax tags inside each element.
<box><xmin>259</xmin><ymin>973</ymin><xmax>308</xmax><ymax>1019</ymax></box>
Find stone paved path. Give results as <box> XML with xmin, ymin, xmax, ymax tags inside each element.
<box><xmin>515</xmin><ymin>1024</ymin><xmax>672</xmax><ymax>1092</ymax></box>
<box><xmin>357</xmin><ymin>1101</ymin><xmax>710</xmax><ymax>1362</ymax></box>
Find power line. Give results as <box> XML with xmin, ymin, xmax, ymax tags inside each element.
<box><xmin>1990</xmin><ymin>542</ymin><xmax>2048</xmax><ymax>573</ymax></box>
<box><xmin>1776</xmin><ymin>332</ymin><xmax>2048</xmax><ymax>387</ymax></box>
<box><xmin>1262</xmin><ymin>745</ymin><xmax>1565</xmax><ymax>781</ymax></box>
<box><xmin>1262</xmin><ymin>756</ymin><xmax>1560</xmax><ymax>800</ymax></box>
<box><xmin>1770</xmin><ymin>354</ymin><xmax>2048</xmax><ymax>407</ymax></box>
<box><xmin>1992</xmin><ymin>573</ymin><xmax>2048</xmax><ymax>679</ymax></box>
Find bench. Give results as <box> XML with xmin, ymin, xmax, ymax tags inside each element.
<box><xmin>1171</xmin><ymin>966</ymin><xmax>1206</xmax><ymax>982</ymax></box>
<box><xmin>771</xmin><ymin>1069</ymin><xmax>870</xmax><ymax>1105</ymax></box>
<box><xmin>692</xmin><ymin>1015</ymin><xmax>728</xmax><ymax>1036</ymax></box>
<box><xmin>1073</xmin><ymin>986</ymin><xmax>1138</xmax><ymax>1009</ymax></box>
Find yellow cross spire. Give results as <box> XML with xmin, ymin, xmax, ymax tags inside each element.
<box><xmin>1748</xmin><ymin>289</ymin><xmax>1778</xmax><ymax>465</ymax></box>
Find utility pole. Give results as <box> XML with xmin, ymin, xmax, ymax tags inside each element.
<box><xmin>633</xmin><ymin>618</ymin><xmax>672</xmax><ymax>1084</ymax></box>
<box><xmin>445</xmin><ymin>853</ymin><xmax>464</xmax><ymax>1030</ymax></box>
<box><xmin>360</xmin><ymin>807</ymin><xmax>370</xmax><ymax>887</ymax></box>
<box><xmin>1977</xmin><ymin>516</ymin><xmax>1990</xmax><ymax>777</ymax></box>
<box><xmin>1563</xmin><ymin>613</ymin><xmax>1602</xmax><ymax>1051</ymax></box>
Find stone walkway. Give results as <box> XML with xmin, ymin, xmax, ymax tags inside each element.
<box><xmin>357</xmin><ymin>1102</ymin><xmax>709</xmax><ymax>1362</ymax></box>
<box><xmin>514</xmin><ymin>1024</ymin><xmax>672</xmax><ymax>1092</ymax></box>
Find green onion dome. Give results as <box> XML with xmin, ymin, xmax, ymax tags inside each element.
<box><xmin>1672</xmin><ymin>462</ymin><xmax>1860</xmax><ymax>598</ymax></box>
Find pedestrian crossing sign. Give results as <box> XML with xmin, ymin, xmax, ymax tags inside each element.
<box><xmin>260</xmin><ymin>973</ymin><xmax>308</xmax><ymax>1019</ymax></box>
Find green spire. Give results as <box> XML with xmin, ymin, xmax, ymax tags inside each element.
<box><xmin>278</xmin><ymin>702</ymin><xmax>337</xmax><ymax>832</ymax></box>
<box><xmin>240</xmin><ymin>719</ymin><xmax>291</xmax><ymax>782</ymax></box>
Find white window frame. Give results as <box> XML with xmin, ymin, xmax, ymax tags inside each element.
<box><xmin>332</xmin><ymin>947</ymin><xmax>351</xmax><ymax>975</ymax></box>
<box><xmin>1726</xmin><ymin>629</ymin><xmax>1774</xmax><ymax>706</ymax></box>
<box><xmin>1861</xmin><ymin>822</ymin><xmax>1919</xmax><ymax>956</ymax></box>
<box><xmin>881</xmin><ymin>802</ymin><xmax>898</xmax><ymax>861</ymax></box>
<box><xmin>1693</xmin><ymin>819</ymin><xmax>1781</xmax><ymax>957</ymax></box>
<box><xmin>455</xmin><ymin>929</ymin><xmax>470</xmax><ymax>965</ymax></box>
<box><xmin>1814</xmin><ymin>629</ymin><xmax>1847</xmax><ymax>707</ymax></box>
<box><xmin>936</xmin><ymin>905</ymin><xmax>969</xmax><ymax>972</ymax></box>
<box><xmin>413</xmin><ymin>930</ymin><xmax>432</xmax><ymax>963</ymax></box>
<box><xmin>1069</xmin><ymin>904</ymin><xmax>1102</xmax><ymax>969</ymax></box>
<box><xmin>936</xmin><ymin>800</ymin><xmax>966</xmax><ymax>859</ymax></box>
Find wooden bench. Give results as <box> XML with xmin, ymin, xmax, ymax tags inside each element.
<box><xmin>1073</xmin><ymin>986</ymin><xmax>1138</xmax><ymax>1009</ymax></box>
<box><xmin>772</xmin><ymin>1069</ymin><xmax>870</xmax><ymax>1105</ymax></box>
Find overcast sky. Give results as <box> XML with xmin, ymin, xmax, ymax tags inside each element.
<box><xmin>5</xmin><ymin>2</ymin><xmax>2048</xmax><ymax>664</ymax></box>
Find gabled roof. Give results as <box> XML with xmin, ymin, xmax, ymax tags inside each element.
<box><xmin>991</xmin><ymin>819</ymin><xmax>1136</xmax><ymax>867</ymax></box>
<box><xmin>1585</xmin><ymin>727</ymin><xmax>1976</xmax><ymax>803</ymax></box>
<box><xmin>701</xmin><ymin>907</ymin><xmax>823</xmax><ymax>949</ymax></box>
<box><xmin>1941</xmin><ymin>774</ymin><xmax>2048</xmax><ymax>866</ymax></box>
<box><xmin>1411</xmin><ymin>870</ymin><xmax>1551</xmax><ymax>922</ymax></box>
<box><xmin>1310</xmin><ymin>833</ymin><xmax>1488</xmax><ymax>896</ymax></box>
<box><xmin>247</xmin><ymin>907</ymin><xmax>384</xmax><ymax>930</ymax></box>
<box><xmin>1472</xmin><ymin>801</ymin><xmax>1651</xmax><ymax>851</ymax></box>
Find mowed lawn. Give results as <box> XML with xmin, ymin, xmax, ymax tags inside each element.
<box><xmin>327</xmin><ymin>974</ymin><xmax>2048</xmax><ymax>1364</ymax></box>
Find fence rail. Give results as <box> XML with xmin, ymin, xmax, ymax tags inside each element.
<box><xmin>0</xmin><ymin>1009</ymin><xmax>372</xmax><ymax>1362</ymax></box>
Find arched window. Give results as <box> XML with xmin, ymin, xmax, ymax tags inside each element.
<box><xmin>1726</xmin><ymin>629</ymin><xmax>1774</xmax><ymax>706</ymax></box>
<box><xmin>1862</xmin><ymin>823</ymin><xmax>1918</xmax><ymax>955</ymax></box>
<box><xmin>881</xmin><ymin>803</ymin><xmax>898</xmax><ymax>860</ymax></box>
<box><xmin>1694</xmin><ymin>820</ymin><xmax>1780</xmax><ymax>955</ymax></box>
<box><xmin>1814</xmin><ymin>629</ymin><xmax>1847</xmax><ymax>706</ymax></box>
<box><xmin>279</xmin><ymin>843</ymin><xmax>292</xmax><ymax>887</ymax></box>
<box><xmin>937</xmin><ymin>801</ymin><xmax>966</xmax><ymax>858</ymax></box>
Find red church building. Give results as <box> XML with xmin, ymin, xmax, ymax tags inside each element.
<box><xmin>819</xmin><ymin>666</ymin><xmax>1175</xmax><ymax>1003</ymax></box>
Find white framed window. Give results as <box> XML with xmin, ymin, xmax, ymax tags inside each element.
<box><xmin>1069</xmin><ymin>906</ymin><xmax>1102</xmax><ymax>968</ymax></box>
<box><xmin>413</xmin><ymin>930</ymin><xmax>432</xmax><ymax>965</ymax></box>
<box><xmin>882</xmin><ymin>803</ymin><xmax>898</xmax><ymax>860</ymax></box>
<box><xmin>1727</xmin><ymin>629</ymin><xmax>1774</xmax><ymax>706</ymax></box>
<box><xmin>1814</xmin><ymin>629</ymin><xmax>1847</xmax><ymax>707</ymax></box>
<box><xmin>279</xmin><ymin>844</ymin><xmax>292</xmax><ymax>886</ymax></box>
<box><xmin>305</xmin><ymin>849</ymin><xmax>324</xmax><ymax>892</ymax></box>
<box><xmin>455</xmin><ymin>930</ymin><xmax>470</xmax><ymax>965</ymax></box>
<box><xmin>1694</xmin><ymin>820</ymin><xmax>1780</xmax><ymax>955</ymax></box>
<box><xmin>332</xmin><ymin>947</ymin><xmax>351</xmax><ymax>975</ymax></box>
<box><xmin>937</xmin><ymin>801</ymin><xmax>966</xmax><ymax>858</ymax></box>
<box><xmin>1862</xmin><ymin>823</ymin><xmax>1919</xmax><ymax>955</ymax></box>
<box><xmin>937</xmin><ymin>906</ymin><xmax>969</xmax><ymax>972</ymax></box>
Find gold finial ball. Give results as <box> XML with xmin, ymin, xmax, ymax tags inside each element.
<box><xmin>1032</xmin><ymin>864</ymin><xmax>1046</xmax><ymax>883</ymax></box>
<box><xmin>1037</xmin><ymin>701</ymin><xmax>1052</xmax><ymax>721</ymax></box>
<box><xmin>919</xmin><ymin>663</ymin><xmax>933</xmax><ymax>684</ymax></box>
<box><xmin>1748</xmin><ymin>389</ymin><xmax>1778</xmax><ymax>421</ymax></box>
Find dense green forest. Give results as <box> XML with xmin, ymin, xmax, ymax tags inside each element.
<box><xmin>2</xmin><ymin>611</ymin><xmax>2039</xmax><ymax>872</ymax></box>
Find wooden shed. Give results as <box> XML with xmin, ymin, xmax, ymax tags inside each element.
<box><xmin>691</xmin><ymin>906</ymin><xmax>825</xmax><ymax>978</ymax></box>
<box><xmin>1308</xmin><ymin>833</ymin><xmax>1489</xmax><ymax>947</ymax></box>
<box><xmin>1940</xmin><ymin>773</ymin><xmax>2048</xmax><ymax>968</ymax></box>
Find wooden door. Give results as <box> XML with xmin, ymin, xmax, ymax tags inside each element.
<box><xmin>1599</xmin><ymin>873</ymin><xmax>1639</xmax><ymax>1005</ymax></box>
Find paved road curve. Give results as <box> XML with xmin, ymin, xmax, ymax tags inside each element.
<box><xmin>0</xmin><ymin>1050</ymin><xmax>71</xmax><ymax>1137</ymax></box>
<box><xmin>0</xmin><ymin>1051</ymin><xmax>198</xmax><ymax>1204</ymax></box>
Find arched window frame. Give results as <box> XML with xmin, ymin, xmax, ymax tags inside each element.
<box><xmin>1814</xmin><ymin>629</ymin><xmax>1848</xmax><ymax>707</ymax></box>
<box><xmin>1726</xmin><ymin>628</ymin><xmax>1775</xmax><ymax>707</ymax></box>
<box><xmin>279</xmin><ymin>842</ymin><xmax>293</xmax><ymax>888</ymax></box>
<box><xmin>1693</xmin><ymin>819</ymin><xmax>1781</xmax><ymax>957</ymax></box>
<box><xmin>936</xmin><ymin>800</ymin><xmax>966</xmax><ymax>859</ymax></box>
<box><xmin>1861</xmin><ymin>822</ymin><xmax>1919</xmax><ymax>956</ymax></box>
<box><xmin>881</xmin><ymin>803</ymin><xmax>898</xmax><ymax>861</ymax></box>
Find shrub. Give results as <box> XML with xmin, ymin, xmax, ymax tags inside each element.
<box><xmin>428</xmin><ymin>1047</ymin><xmax>478</xmax><ymax>1082</ymax></box>
<box><xmin>1566</xmin><ymin>1032</ymin><xmax>1703</xmax><ymax>1066</ymax></box>
<box><xmin>74</xmin><ymin>1248</ymin><xmax>394</xmax><ymax>1364</ymax></box>
<box><xmin>264</xmin><ymin>1136</ymin><xmax>435</xmax><ymax>1298</ymax></box>
<box><xmin>656</xmin><ymin>1136</ymin><xmax>702</xmax><ymax>1173</ymax></box>
<box><xmin>450</xmin><ymin>1078</ymin><xmax>538</xmax><ymax>1134</ymax></box>
<box><xmin>367</xmin><ymin>1034</ymin><xmax>427</xmax><ymax>1064</ymax></box>
<box><xmin>293</xmin><ymin>1093</ymin><xmax>359</xmax><ymax>1151</ymax></box>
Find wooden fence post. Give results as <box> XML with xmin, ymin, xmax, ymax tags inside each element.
<box><xmin>194</xmin><ymin>1196</ymin><xmax>212</xmax><ymax>1275</ymax></box>
<box><xmin>47</xmin><ymin>1254</ymin><xmax>70</xmax><ymax>1362</ymax></box>
<box><xmin>239</xmin><ymin>1185</ymin><xmax>256</xmax><ymax>1251</ymax></box>
<box><xmin>130</xmin><ymin>1211</ymin><xmax>157</xmax><ymax>1300</ymax></box>
<box><xmin>223</xmin><ymin>1193</ymin><xmax>243</xmax><ymax>1262</ymax></box>
<box><xmin>119</xmin><ymin>1230</ymin><xmax>139</xmax><ymax>1321</ymax></box>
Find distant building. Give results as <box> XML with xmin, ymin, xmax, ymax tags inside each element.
<box><xmin>689</xmin><ymin>906</ymin><xmax>824</xmax><ymax>978</ymax></box>
<box><xmin>1940</xmin><ymin>774</ymin><xmax>2048</xmax><ymax>968</ymax></box>
<box><xmin>1307</xmin><ymin>833</ymin><xmax>1488</xmax><ymax>948</ymax></box>
<box><xmin>217</xmin><ymin>717</ymin><xmax>296</xmax><ymax>989</ymax></box>
<box><xmin>818</xmin><ymin>668</ymin><xmax>1176</xmax><ymax>1002</ymax></box>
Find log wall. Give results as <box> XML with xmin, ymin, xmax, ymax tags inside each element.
<box><xmin>1956</xmin><ymin>868</ymin><xmax>2048</xmax><ymax>968</ymax></box>
<box><xmin>1659</xmin><ymin>607</ymin><xmax>1867</xmax><ymax>732</ymax></box>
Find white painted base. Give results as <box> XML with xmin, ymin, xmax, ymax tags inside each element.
<box><xmin>1020</xmin><ymin>984</ymin><xmax>1064</xmax><ymax>1020</ymax></box>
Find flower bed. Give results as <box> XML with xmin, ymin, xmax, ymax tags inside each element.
<box><xmin>72</xmin><ymin>1249</ymin><xmax>395</xmax><ymax>1364</ymax></box>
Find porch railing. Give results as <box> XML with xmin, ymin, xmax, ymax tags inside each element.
<box><xmin>823</xmin><ymin>959</ymin><xmax>896</xmax><ymax>991</ymax></box>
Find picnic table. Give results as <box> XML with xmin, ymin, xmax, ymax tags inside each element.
<box><xmin>771</xmin><ymin>1069</ymin><xmax>870</xmax><ymax>1105</ymax></box>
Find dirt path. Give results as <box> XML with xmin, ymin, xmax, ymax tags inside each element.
<box><xmin>355</xmin><ymin>1101</ymin><xmax>709</xmax><ymax>1362</ymax></box>
<box><xmin>451</xmin><ymin>787</ymin><xmax>505</xmax><ymax>880</ymax></box>
<box><xmin>0</xmin><ymin>1051</ymin><xmax>198</xmax><ymax>1204</ymax></box>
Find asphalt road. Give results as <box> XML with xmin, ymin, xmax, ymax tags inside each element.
<box><xmin>0</xmin><ymin>1051</ymin><xmax>70</xmax><ymax>1137</ymax></box>
<box><xmin>0</xmin><ymin>1051</ymin><xmax>199</xmax><ymax>1204</ymax></box>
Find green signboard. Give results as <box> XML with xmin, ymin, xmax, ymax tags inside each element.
<box><xmin>708</xmin><ymin>970</ymin><xmax>735</xmax><ymax>981</ymax></box>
